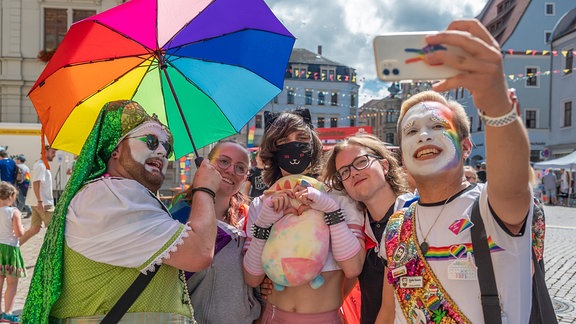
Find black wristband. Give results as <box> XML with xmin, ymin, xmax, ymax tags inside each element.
<box><xmin>324</xmin><ymin>209</ymin><xmax>345</xmax><ymax>226</ymax></box>
<box><xmin>251</xmin><ymin>224</ymin><xmax>271</xmax><ymax>240</ymax></box>
<box><xmin>190</xmin><ymin>187</ymin><xmax>216</xmax><ymax>204</ymax></box>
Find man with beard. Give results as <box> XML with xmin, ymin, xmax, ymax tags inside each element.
<box><xmin>22</xmin><ymin>100</ymin><xmax>221</xmax><ymax>324</ymax></box>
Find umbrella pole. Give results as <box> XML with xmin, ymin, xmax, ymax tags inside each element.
<box><xmin>160</xmin><ymin>63</ymin><xmax>203</xmax><ymax>167</ymax></box>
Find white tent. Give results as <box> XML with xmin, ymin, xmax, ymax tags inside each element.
<box><xmin>533</xmin><ymin>151</ymin><xmax>576</xmax><ymax>169</ymax></box>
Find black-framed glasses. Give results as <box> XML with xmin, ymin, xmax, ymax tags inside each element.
<box><xmin>336</xmin><ymin>154</ymin><xmax>381</xmax><ymax>181</ymax></box>
<box><xmin>128</xmin><ymin>134</ymin><xmax>173</xmax><ymax>158</ymax></box>
<box><xmin>214</xmin><ymin>156</ymin><xmax>248</xmax><ymax>176</ymax></box>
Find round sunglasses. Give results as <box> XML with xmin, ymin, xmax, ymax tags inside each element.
<box><xmin>127</xmin><ymin>134</ymin><xmax>173</xmax><ymax>158</ymax></box>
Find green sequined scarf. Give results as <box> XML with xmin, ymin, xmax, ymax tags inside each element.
<box><xmin>22</xmin><ymin>100</ymin><xmax>170</xmax><ymax>324</ymax></box>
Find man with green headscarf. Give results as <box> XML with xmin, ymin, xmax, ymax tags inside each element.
<box><xmin>22</xmin><ymin>100</ymin><xmax>221</xmax><ymax>323</ymax></box>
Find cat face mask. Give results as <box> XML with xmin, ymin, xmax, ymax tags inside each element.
<box><xmin>275</xmin><ymin>141</ymin><xmax>312</xmax><ymax>175</ymax></box>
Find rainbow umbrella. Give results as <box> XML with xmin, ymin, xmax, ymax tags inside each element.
<box><xmin>29</xmin><ymin>0</ymin><xmax>294</xmax><ymax>159</ymax></box>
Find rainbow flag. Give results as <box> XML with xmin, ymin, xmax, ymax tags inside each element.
<box><xmin>247</xmin><ymin>126</ymin><xmax>255</xmax><ymax>148</ymax></box>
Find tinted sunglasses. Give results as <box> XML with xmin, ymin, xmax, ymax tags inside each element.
<box><xmin>128</xmin><ymin>134</ymin><xmax>173</xmax><ymax>158</ymax></box>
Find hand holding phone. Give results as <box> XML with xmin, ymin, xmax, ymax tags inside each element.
<box><xmin>373</xmin><ymin>32</ymin><xmax>465</xmax><ymax>81</ymax></box>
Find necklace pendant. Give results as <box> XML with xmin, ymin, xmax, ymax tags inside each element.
<box><xmin>420</xmin><ymin>241</ymin><xmax>429</xmax><ymax>255</ymax></box>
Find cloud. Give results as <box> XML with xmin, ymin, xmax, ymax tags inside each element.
<box><xmin>265</xmin><ymin>0</ymin><xmax>488</xmax><ymax>104</ymax></box>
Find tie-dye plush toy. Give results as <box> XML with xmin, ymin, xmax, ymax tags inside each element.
<box><xmin>261</xmin><ymin>175</ymin><xmax>330</xmax><ymax>290</ymax></box>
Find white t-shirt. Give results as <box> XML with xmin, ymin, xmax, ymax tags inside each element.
<box><xmin>381</xmin><ymin>184</ymin><xmax>533</xmax><ymax>324</ymax></box>
<box><xmin>25</xmin><ymin>159</ymin><xmax>53</xmax><ymax>206</ymax></box>
<box><xmin>0</xmin><ymin>206</ymin><xmax>19</xmax><ymax>246</ymax></box>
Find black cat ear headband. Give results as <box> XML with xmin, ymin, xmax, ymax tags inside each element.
<box><xmin>264</xmin><ymin>108</ymin><xmax>313</xmax><ymax>133</ymax></box>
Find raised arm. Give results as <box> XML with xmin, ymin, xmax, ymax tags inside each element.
<box><xmin>424</xmin><ymin>19</ymin><xmax>532</xmax><ymax>232</ymax></box>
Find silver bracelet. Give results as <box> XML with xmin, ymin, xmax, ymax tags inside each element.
<box><xmin>479</xmin><ymin>101</ymin><xmax>518</xmax><ymax>127</ymax></box>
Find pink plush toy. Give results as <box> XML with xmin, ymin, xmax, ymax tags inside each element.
<box><xmin>261</xmin><ymin>175</ymin><xmax>330</xmax><ymax>290</ymax></box>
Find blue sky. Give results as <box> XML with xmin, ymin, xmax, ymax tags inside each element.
<box><xmin>264</xmin><ymin>0</ymin><xmax>489</xmax><ymax>105</ymax></box>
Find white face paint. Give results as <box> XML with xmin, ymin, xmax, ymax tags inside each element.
<box><xmin>400</xmin><ymin>102</ymin><xmax>462</xmax><ymax>177</ymax></box>
<box><xmin>127</xmin><ymin>124</ymin><xmax>170</xmax><ymax>175</ymax></box>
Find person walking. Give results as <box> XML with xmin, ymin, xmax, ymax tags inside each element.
<box><xmin>19</xmin><ymin>146</ymin><xmax>57</xmax><ymax>245</ymax></box>
<box><xmin>376</xmin><ymin>19</ymin><xmax>533</xmax><ymax>323</ymax></box>
<box><xmin>0</xmin><ymin>151</ymin><xmax>16</xmax><ymax>185</ymax></box>
<box><xmin>22</xmin><ymin>100</ymin><xmax>221</xmax><ymax>323</ymax></box>
<box><xmin>13</xmin><ymin>156</ymin><xmax>30</xmax><ymax>216</ymax></box>
<box><xmin>542</xmin><ymin>169</ymin><xmax>558</xmax><ymax>206</ymax></box>
<box><xmin>243</xmin><ymin>150</ymin><xmax>268</xmax><ymax>199</ymax></box>
<box><xmin>0</xmin><ymin>182</ymin><xmax>25</xmax><ymax>324</ymax></box>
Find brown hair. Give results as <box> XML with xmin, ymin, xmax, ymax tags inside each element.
<box><xmin>177</xmin><ymin>140</ymin><xmax>250</xmax><ymax>227</ymax></box>
<box><xmin>260</xmin><ymin>111</ymin><xmax>323</xmax><ymax>186</ymax></box>
<box><xmin>397</xmin><ymin>91</ymin><xmax>470</xmax><ymax>146</ymax></box>
<box><xmin>323</xmin><ymin>134</ymin><xmax>410</xmax><ymax>198</ymax></box>
<box><xmin>0</xmin><ymin>181</ymin><xmax>17</xmax><ymax>201</ymax></box>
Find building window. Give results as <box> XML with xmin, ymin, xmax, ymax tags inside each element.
<box><xmin>331</xmin><ymin>92</ymin><xmax>338</xmax><ymax>106</ymax></box>
<box><xmin>287</xmin><ymin>89</ymin><xmax>295</xmax><ymax>105</ymax></box>
<box><xmin>565</xmin><ymin>49</ymin><xmax>573</xmax><ymax>75</ymax></box>
<box><xmin>255</xmin><ymin>115</ymin><xmax>263</xmax><ymax>129</ymax></box>
<box><xmin>350</xmin><ymin>93</ymin><xmax>357</xmax><ymax>108</ymax></box>
<box><xmin>318</xmin><ymin>92</ymin><xmax>325</xmax><ymax>105</ymax></box>
<box><xmin>545</xmin><ymin>3</ymin><xmax>555</xmax><ymax>15</ymax></box>
<box><xmin>349</xmin><ymin>117</ymin><xmax>355</xmax><ymax>127</ymax></box>
<box><xmin>477</xmin><ymin>117</ymin><xmax>483</xmax><ymax>131</ymax></box>
<box><xmin>385</xmin><ymin>133</ymin><xmax>395</xmax><ymax>144</ymax></box>
<box><xmin>330</xmin><ymin>117</ymin><xmax>338</xmax><ymax>128</ymax></box>
<box><xmin>321</xmin><ymin>69</ymin><xmax>327</xmax><ymax>81</ymax></box>
<box><xmin>305</xmin><ymin>90</ymin><xmax>313</xmax><ymax>105</ymax></box>
<box><xmin>525</xmin><ymin>67</ymin><xmax>539</xmax><ymax>87</ymax></box>
<box><xmin>469</xmin><ymin>117</ymin><xmax>473</xmax><ymax>133</ymax></box>
<box><xmin>564</xmin><ymin>101</ymin><xmax>572</xmax><ymax>127</ymax></box>
<box><xmin>545</xmin><ymin>31</ymin><xmax>552</xmax><ymax>43</ymax></box>
<box><xmin>44</xmin><ymin>8</ymin><xmax>95</xmax><ymax>50</ymax></box>
<box><xmin>385</xmin><ymin>111</ymin><xmax>397</xmax><ymax>123</ymax></box>
<box><xmin>273</xmin><ymin>96</ymin><xmax>278</xmax><ymax>104</ymax></box>
<box><xmin>317</xmin><ymin>117</ymin><xmax>325</xmax><ymax>128</ymax></box>
<box><xmin>525</xmin><ymin>109</ymin><xmax>537</xmax><ymax>129</ymax></box>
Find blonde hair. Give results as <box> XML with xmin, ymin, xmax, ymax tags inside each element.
<box><xmin>0</xmin><ymin>181</ymin><xmax>17</xmax><ymax>201</ymax></box>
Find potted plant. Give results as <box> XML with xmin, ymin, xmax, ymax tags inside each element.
<box><xmin>37</xmin><ymin>48</ymin><xmax>56</xmax><ymax>62</ymax></box>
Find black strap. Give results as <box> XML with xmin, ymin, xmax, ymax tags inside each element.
<box><xmin>100</xmin><ymin>264</ymin><xmax>161</xmax><ymax>324</ymax></box>
<box><xmin>470</xmin><ymin>198</ymin><xmax>502</xmax><ymax>324</ymax></box>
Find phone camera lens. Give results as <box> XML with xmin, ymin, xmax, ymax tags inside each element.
<box><xmin>383</xmin><ymin>69</ymin><xmax>390</xmax><ymax>75</ymax></box>
<box><xmin>393</xmin><ymin>69</ymin><xmax>399</xmax><ymax>75</ymax></box>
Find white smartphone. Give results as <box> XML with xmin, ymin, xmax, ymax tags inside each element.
<box><xmin>373</xmin><ymin>32</ymin><xmax>463</xmax><ymax>81</ymax></box>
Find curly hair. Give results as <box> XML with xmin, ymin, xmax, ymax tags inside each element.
<box><xmin>323</xmin><ymin>134</ymin><xmax>410</xmax><ymax>199</ymax></box>
<box><xmin>260</xmin><ymin>111</ymin><xmax>323</xmax><ymax>186</ymax></box>
<box><xmin>176</xmin><ymin>140</ymin><xmax>250</xmax><ymax>227</ymax></box>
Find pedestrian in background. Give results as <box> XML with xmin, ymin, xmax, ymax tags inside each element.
<box><xmin>542</xmin><ymin>169</ymin><xmax>558</xmax><ymax>206</ymax></box>
<box><xmin>0</xmin><ymin>151</ymin><xmax>16</xmax><ymax>185</ymax></box>
<box><xmin>14</xmin><ymin>156</ymin><xmax>31</xmax><ymax>216</ymax></box>
<box><xmin>476</xmin><ymin>161</ymin><xmax>487</xmax><ymax>183</ymax></box>
<box><xmin>243</xmin><ymin>150</ymin><xmax>268</xmax><ymax>199</ymax></box>
<box><xmin>463</xmin><ymin>165</ymin><xmax>478</xmax><ymax>183</ymax></box>
<box><xmin>19</xmin><ymin>146</ymin><xmax>57</xmax><ymax>245</ymax></box>
<box><xmin>0</xmin><ymin>182</ymin><xmax>25</xmax><ymax>324</ymax></box>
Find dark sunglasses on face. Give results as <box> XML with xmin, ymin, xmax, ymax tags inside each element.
<box><xmin>128</xmin><ymin>134</ymin><xmax>173</xmax><ymax>158</ymax></box>
<box><xmin>336</xmin><ymin>154</ymin><xmax>382</xmax><ymax>181</ymax></box>
<box><xmin>214</xmin><ymin>157</ymin><xmax>248</xmax><ymax>176</ymax></box>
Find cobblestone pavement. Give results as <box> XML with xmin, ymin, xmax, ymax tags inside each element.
<box><xmin>8</xmin><ymin>206</ymin><xmax>576</xmax><ymax>322</ymax></box>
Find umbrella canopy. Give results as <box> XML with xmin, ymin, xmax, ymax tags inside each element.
<box><xmin>29</xmin><ymin>0</ymin><xmax>295</xmax><ymax>158</ymax></box>
<box><xmin>533</xmin><ymin>151</ymin><xmax>576</xmax><ymax>170</ymax></box>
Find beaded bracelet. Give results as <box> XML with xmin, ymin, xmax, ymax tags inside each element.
<box><xmin>251</xmin><ymin>224</ymin><xmax>271</xmax><ymax>240</ymax></box>
<box><xmin>479</xmin><ymin>101</ymin><xmax>519</xmax><ymax>127</ymax></box>
<box><xmin>324</xmin><ymin>209</ymin><xmax>345</xmax><ymax>226</ymax></box>
<box><xmin>190</xmin><ymin>187</ymin><xmax>216</xmax><ymax>204</ymax></box>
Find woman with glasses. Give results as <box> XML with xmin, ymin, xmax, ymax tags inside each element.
<box><xmin>170</xmin><ymin>140</ymin><xmax>261</xmax><ymax>324</ymax></box>
<box><xmin>463</xmin><ymin>165</ymin><xmax>478</xmax><ymax>183</ymax></box>
<box><xmin>243</xmin><ymin>109</ymin><xmax>365</xmax><ymax>323</ymax></box>
<box><xmin>323</xmin><ymin>134</ymin><xmax>413</xmax><ymax>324</ymax></box>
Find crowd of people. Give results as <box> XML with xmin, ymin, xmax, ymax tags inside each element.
<box><xmin>0</xmin><ymin>18</ymin><xmax>563</xmax><ymax>323</ymax></box>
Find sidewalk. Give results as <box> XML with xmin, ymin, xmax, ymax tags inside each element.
<box><xmin>12</xmin><ymin>215</ymin><xmax>46</xmax><ymax>315</ymax></box>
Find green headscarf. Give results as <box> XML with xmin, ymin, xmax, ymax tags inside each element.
<box><xmin>22</xmin><ymin>100</ymin><xmax>172</xmax><ymax>324</ymax></box>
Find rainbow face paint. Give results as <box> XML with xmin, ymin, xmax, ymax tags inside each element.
<box><xmin>400</xmin><ymin>101</ymin><xmax>462</xmax><ymax>177</ymax></box>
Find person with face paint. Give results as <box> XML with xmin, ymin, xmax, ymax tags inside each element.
<box><xmin>242</xmin><ymin>109</ymin><xmax>365</xmax><ymax>324</ymax></box>
<box><xmin>170</xmin><ymin>140</ymin><xmax>261</xmax><ymax>323</ymax></box>
<box><xmin>22</xmin><ymin>100</ymin><xmax>221</xmax><ymax>324</ymax></box>
<box><xmin>375</xmin><ymin>19</ymin><xmax>533</xmax><ymax>324</ymax></box>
